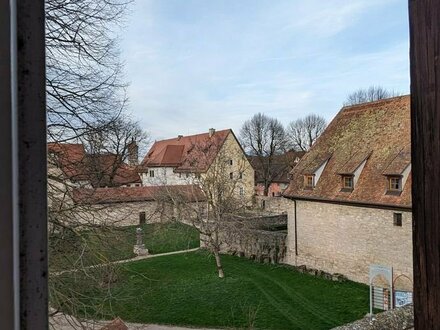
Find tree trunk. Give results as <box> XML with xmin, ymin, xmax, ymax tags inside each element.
<box><xmin>213</xmin><ymin>249</ymin><xmax>225</xmax><ymax>278</ymax></box>
<box><xmin>263</xmin><ymin>182</ymin><xmax>270</xmax><ymax>196</ymax></box>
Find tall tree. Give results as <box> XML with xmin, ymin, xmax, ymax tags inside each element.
<box><xmin>45</xmin><ymin>0</ymin><xmax>144</xmax><ymax>322</ymax></box>
<box><xmin>343</xmin><ymin>86</ymin><xmax>400</xmax><ymax>106</ymax></box>
<box><xmin>240</xmin><ymin>113</ymin><xmax>287</xmax><ymax>196</ymax></box>
<box><xmin>45</xmin><ymin>0</ymin><xmax>132</xmax><ymax>143</ymax></box>
<box><xmin>286</xmin><ymin>114</ymin><xmax>326</xmax><ymax>152</ymax></box>
<box><xmin>157</xmin><ymin>134</ymin><xmax>253</xmax><ymax>278</ymax></box>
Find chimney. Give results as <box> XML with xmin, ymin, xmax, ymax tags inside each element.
<box><xmin>209</xmin><ymin>128</ymin><xmax>215</xmax><ymax>137</ymax></box>
<box><xmin>178</xmin><ymin>135</ymin><xmax>183</xmax><ymax>140</ymax></box>
<box><xmin>128</xmin><ymin>139</ymin><xmax>139</xmax><ymax>166</ymax></box>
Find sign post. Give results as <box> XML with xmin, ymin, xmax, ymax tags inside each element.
<box><xmin>369</xmin><ymin>264</ymin><xmax>393</xmax><ymax>315</ymax></box>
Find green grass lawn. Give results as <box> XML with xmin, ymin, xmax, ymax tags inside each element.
<box><xmin>49</xmin><ymin>222</ymin><xmax>200</xmax><ymax>271</ymax></box>
<box><xmin>58</xmin><ymin>251</ymin><xmax>369</xmax><ymax>330</ymax></box>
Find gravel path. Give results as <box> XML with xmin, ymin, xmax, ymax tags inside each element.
<box><xmin>50</xmin><ymin>313</ymin><xmax>221</xmax><ymax>330</ymax></box>
<box><xmin>53</xmin><ymin>247</ymin><xmax>200</xmax><ymax>276</ymax></box>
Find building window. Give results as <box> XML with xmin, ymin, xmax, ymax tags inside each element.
<box><xmin>230</xmin><ymin>172</ymin><xmax>233</xmax><ymax>179</ymax></box>
<box><xmin>149</xmin><ymin>170</ymin><xmax>154</xmax><ymax>177</ymax></box>
<box><xmin>139</xmin><ymin>211</ymin><xmax>146</xmax><ymax>225</ymax></box>
<box><xmin>229</xmin><ymin>159</ymin><xmax>233</xmax><ymax>166</ymax></box>
<box><xmin>239</xmin><ymin>187</ymin><xmax>244</xmax><ymax>196</ymax></box>
<box><xmin>394</xmin><ymin>213</ymin><xmax>402</xmax><ymax>226</ymax></box>
<box><xmin>343</xmin><ymin>176</ymin><xmax>354</xmax><ymax>189</ymax></box>
<box><xmin>135</xmin><ymin>183</ymin><xmax>141</xmax><ymax>187</ymax></box>
<box><xmin>304</xmin><ymin>175</ymin><xmax>314</xmax><ymax>188</ymax></box>
<box><xmin>389</xmin><ymin>176</ymin><xmax>402</xmax><ymax>191</ymax></box>
<box><xmin>238</xmin><ymin>172</ymin><xmax>243</xmax><ymax>179</ymax></box>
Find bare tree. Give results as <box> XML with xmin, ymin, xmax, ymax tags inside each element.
<box><xmin>46</xmin><ymin>0</ymin><xmax>132</xmax><ymax>143</ymax></box>
<box><xmin>81</xmin><ymin>118</ymin><xmax>149</xmax><ymax>187</ymax></box>
<box><xmin>343</xmin><ymin>86</ymin><xmax>401</xmax><ymax>106</ymax></box>
<box><xmin>157</xmin><ymin>135</ymin><xmax>253</xmax><ymax>278</ymax></box>
<box><xmin>44</xmin><ymin>0</ymin><xmax>145</xmax><ymax>322</ymax></box>
<box><xmin>240</xmin><ymin>113</ymin><xmax>287</xmax><ymax>196</ymax></box>
<box><xmin>286</xmin><ymin>114</ymin><xmax>326</xmax><ymax>152</ymax></box>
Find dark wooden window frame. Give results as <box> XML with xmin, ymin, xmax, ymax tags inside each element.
<box><xmin>1</xmin><ymin>0</ymin><xmax>47</xmax><ymax>329</ymax></box>
<box><xmin>393</xmin><ymin>213</ymin><xmax>403</xmax><ymax>227</ymax></box>
<box><xmin>1</xmin><ymin>1</ymin><xmax>439</xmax><ymax>329</ymax></box>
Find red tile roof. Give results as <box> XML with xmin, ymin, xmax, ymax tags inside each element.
<box><xmin>141</xmin><ymin>129</ymin><xmax>231</xmax><ymax>172</ymax></box>
<box><xmin>48</xmin><ymin>143</ymin><xmax>141</xmax><ymax>187</ymax></box>
<box><xmin>72</xmin><ymin>185</ymin><xmax>206</xmax><ymax>204</ymax></box>
<box><xmin>283</xmin><ymin>95</ymin><xmax>411</xmax><ymax>209</ymax></box>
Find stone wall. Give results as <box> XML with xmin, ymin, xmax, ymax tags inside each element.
<box><xmin>202</xmin><ymin>214</ymin><xmax>288</xmax><ymax>263</ymax></box>
<box><xmin>286</xmin><ymin>199</ymin><xmax>413</xmax><ymax>290</ymax></box>
<box><xmin>76</xmin><ymin>200</ymin><xmax>168</xmax><ymax>227</ymax></box>
<box><xmin>256</xmin><ymin>195</ymin><xmax>294</xmax><ymax>214</ymax></box>
<box><xmin>332</xmin><ymin>304</ymin><xmax>414</xmax><ymax>330</ymax></box>
<box><xmin>76</xmin><ymin>200</ymin><xmax>201</xmax><ymax>227</ymax></box>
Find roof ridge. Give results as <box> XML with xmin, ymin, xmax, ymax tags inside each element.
<box><xmin>341</xmin><ymin>94</ymin><xmax>410</xmax><ymax>112</ymax></box>
<box><xmin>155</xmin><ymin>128</ymin><xmax>231</xmax><ymax>143</ymax></box>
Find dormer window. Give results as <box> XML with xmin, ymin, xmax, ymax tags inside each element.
<box><xmin>304</xmin><ymin>175</ymin><xmax>315</xmax><ymax>189</ymax></box>
<box><xmin>342</xmin><ymin>175</ymin><xmax>354</xmax><ymax>190</ymax></box>
<box><xmin>388</xmin><ymin>176</ymin><xmax>402</xmax><ymax>192</ymax></box>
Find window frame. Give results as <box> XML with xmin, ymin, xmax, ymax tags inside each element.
<box><xmin>304</xmin><ymin>174</ymin><xmax>315</xmax><ymax>189</ymax></box>
<box><xmin>388</xmin><ymin>176</ymin><xmax>402</xmax><ymax>192</ymax></box>
<box><xmin>393</xmin><ymin>213</ymin><xmax>403</xmax><ymax>227</ymax></box>
<box><xmin>342</xmin><ymin>175</ymin><xmax>354</xmax><ymax>190</ymax></box>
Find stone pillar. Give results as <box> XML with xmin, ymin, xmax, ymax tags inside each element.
<box><xmin>133</xmin><ymin>227</ymin><xmax>148</xmax><ymax>256</ymax></box>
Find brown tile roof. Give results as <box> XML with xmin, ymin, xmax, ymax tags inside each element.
<box><xmin>283</xmin><ymin>95</ymin><xmax>412</xmax><ymax>209</ymax></box>
<box><xmin>141</xmin><ymin>129</ymin><xmax>231</xmax><ymax>172</ymax></box>
<box><xmin>72</xmin><ymin>185</ymin><xmax>206</xmax><ymax>204</ymax></box>
<box><xmin>84</xmin><ymin>153</ymin><xmax>142</xmax><ymax>187</ymax></box>
<box><xmin>48</xmin><ymin>143</ymin><xmax>141</xmax><ymax>187</ymax></box>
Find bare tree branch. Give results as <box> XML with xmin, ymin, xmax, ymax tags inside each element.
<box><xmin>240</xmin><ymin>113</ymin><xmax>287</xmax><ymax>196</ymax></box>
<box><xmin>286</xmin><ymin>114</ymin><xmax>326</xmax><ymax>152</ymax></box>
<box><xmin>343</xmin><ymin>86</ymin><xmax>401</xmax><ymax>106</ymax></box>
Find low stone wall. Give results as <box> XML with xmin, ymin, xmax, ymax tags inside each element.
<box><xmin>76</xmin><ymin>200</ymin><xmax>201</xmax><ymax>227</ymax></box>
<box><xmin>207</xmin><ymin>214</ymin><xmax>288</xmax><ymax>263</ymax></box>
<box><xmin>220</xmin><ymin>229</ymin><xmax>287</xmax><ymax>263</ymax></box>
<box><xmin>332</xmin><ymin>304</ymin><xmax>414</xmax><ymax>330</ymax></box>
<box><xmin>255</xmin><ymin>195</ymin><xmax>293</xmax><ymax>214</ymax></box>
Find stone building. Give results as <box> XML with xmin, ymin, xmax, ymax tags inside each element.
<box><xmin>283</xmin><ymin>95</ymin><xmax>412</xmax><ymax>288</ymax></box>
<box><xmin>139</xmin><ymin>128</ymin><xmax>255</xmax><ymax>201</ymax></box>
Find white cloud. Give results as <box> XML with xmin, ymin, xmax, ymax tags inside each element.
<box><xmin>120</xmin><ymin>0</ymin><xmax>409</xmax><ymax>140</ymax></box>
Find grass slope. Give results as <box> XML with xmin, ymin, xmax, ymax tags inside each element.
<box><xmin>49</xmin><ymin>222</ymin><xmax>200</xmax><ymax>271</ymax></box>
<box><xmin>66</xmin><ymin>251</ymin><xmax>369</xmax><ymax>330</ymax></box>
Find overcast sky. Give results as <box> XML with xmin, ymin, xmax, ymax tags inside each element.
<box><xmin>120</xmin><ymin>0</ymin><xmax>409</xmax><ymax>140</ymax></box>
